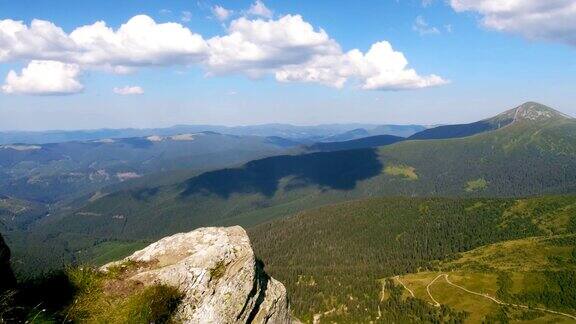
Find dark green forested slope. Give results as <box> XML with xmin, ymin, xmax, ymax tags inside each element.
<box><xmin>307</xmin><ymin>134</ymin><xmax>404</xmax><ymax>152</ymax></box>
<box><xmin>7</xmin><ymin>102</ymin><xmax>575</xmax><ymax>275</ymax></box>
<box><xmin>248</xmin><ymin>195</ymin><xmax>576</xmax><ymax>322</ymax></box>
<box><xmin>406</xmin><ymin>100</ymin><xmax>527</xmax><ymax>140</ymax></box>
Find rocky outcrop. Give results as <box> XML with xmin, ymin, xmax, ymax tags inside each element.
<box><xmin>103</xmin><ymin>226</ymin><xmax>291</xmax><ymax>323</ymax></box>
<box><xmin>0</xmin><ymin>233</ymin><xmax>16</xmax><ymax>292</ymax></box>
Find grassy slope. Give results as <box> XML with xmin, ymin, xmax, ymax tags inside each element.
<box><xmin>248</xmin><ymin>195</ymin><xmax>576</xmax><ymax>322</ymax></box>
<box><xmin>2</xmin><ymin>263</ymin><xmax>182</xmax><ymax>322</ymax></box>
<box><xmin>395</xmin><ymin>234</ymin><xmax>576</xmax><ymax>323</ymax></box>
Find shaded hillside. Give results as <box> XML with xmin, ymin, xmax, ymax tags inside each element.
<box><xmin>319</xmin><ymin>128</ymin><xmax>371</xmax><ymax>142</ymax></box>
<box><xmin>10</xmin><ymin>102</ymin><xmax>576</xmax><ymax>276</ymax></box>
<box><xmin>0</xmin><ymin>233</ymin><xmax>16</xmax><ymax>292</ymax></box>
<box><xmin>322</xmin><ymin>125</ymin><xmax>424</xmax><ymax>142</ymax></box>
<box><xmin>248</xmin><ymin>195</ymin><xmax>576</xmax><ymax>322</ymax></box>
<box><xmin>308</xmin><ymin>135</ymin><xmax>404</xmax><ymax>152</ymax></box>
<box><xmin>408</xmin><ymin>120</ymin><xmax>501</xmax><ymax>140</ymax></box>
<box><xmin>0</xmin><ymin>132</ymin><xmax>294</xmax><ymax>204</ymax></box>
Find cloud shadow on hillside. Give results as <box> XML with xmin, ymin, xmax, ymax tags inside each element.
<box><xmin>180</xmin><ymin>148</ymin><xmax>382</xmax><ymax>198</ymax></box>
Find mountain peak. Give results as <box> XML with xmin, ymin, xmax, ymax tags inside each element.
<box><xmin>509</xmin><ymin>102</ymin><xmax>571</xmax><ymax>122</ymax></box>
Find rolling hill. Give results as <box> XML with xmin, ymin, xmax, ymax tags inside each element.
<box><xmin>307</xmin><ymin>134</ymin><xmax>404</xmax><ymax>152</ymax></box>
<box><xmin>0</xmin><ymin>123</ymin><xmax>424</xmax><ymax>145</ymax></box>
<box><xmin>319</xmin><ymin>124</ymin><xmax>425</xmax><ymax>142</ymax></box>
<box><xmin>392</xmin><ymin>234</ymin><xmax>576</xmax><ymax>323</ymax></box>
<box><xmin>406</xmin><ymin>101</ymin><xmax>559</xmax><ymax>140</ymax></box>
<box><xmin>7</xmin><ymin>102</ymin><xmax>576</xmax><ymax>278</ymax></box>
<box><xmin>0</xmin><ymin>132</ymin><xmax>297</xmax><ymax>205</ymax></box>
<box><xmin>0</xmin><ymin>195</ymin><xmax>47</xmax><ymax>231</ymax></box>
<box><xmin>49</xmin><ymin>101</ymin><xmax>576</xmax><ymax>234</ymax></box>
<box><xmin>248</xmin><ymin>195</ymin><xmax>576</xmax><ymax>322</ymax></box>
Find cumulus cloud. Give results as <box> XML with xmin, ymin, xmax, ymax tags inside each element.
<box><xmin>68</xmin><ymin>15</ymin><xmax>207</xmax><ymax>66</ymax></box>
<box><xmin>212</xmin><ymin>5</ymin><xmax>232</xmax><ymax>21</ymax></box>
<box><xmin>0</xmin><ymin>19</ymin><xmax>77</xmax><ymax>62</ymax></box>
<box><xmin>113</xmin><ymin>85</ymin><xmax>144</xmax><ymax>95</ymax></box>
<box><xmin>349</xmin><ymin>41</ymin><xmax>448</xmax><ymax>90</ymax></box>
<box><xmin>206</xmin><ymin>15</ymin><xmax>340</xmax><ymax>76</ymax></box>
<box><xmin>1</xmin><ymin>60</ymin><xmax>83</xmax><ymax>95</ymax></box>
<box><xmin>0</xmin><ymin>15</ymin><xmax>207</xmax><ymax>66</ymax></box>
<box><xmin>276</xmin><ymin>41</ymin><xmax>448</xmax><ymax>90</ymax></box>
<box><xmin>413</xmin><ymin>16</ymin><xmax>440</xmax><ymax>35</ymax></box>
<box><xmin>247</xmin><ymin>0</ymin><xmax>273</xmax><ymax>18</ymax></box>
<box><xmin>0</xmin><ymin>11</ymin><xmax>447</xmax><ymax>94</ymax></box>
<box><xmin>450</xmin><ymin>0</ymin><xmax>576</xmax><ymax>46</ymax></box>
<box><xmin>275</xmin><ymin>54</ymin><xmax>351</xmax><ymax>88</ymax></box>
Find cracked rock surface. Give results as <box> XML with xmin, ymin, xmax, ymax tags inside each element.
<box><xmin>103</xmin><ymin>226</ymin><xmax>291</xmax><ymax>323</ymax></box>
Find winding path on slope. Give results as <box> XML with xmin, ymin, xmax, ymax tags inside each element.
<box><xmin>424</xmin><ymin>274</ymin><xmax>576</xmax><ymax>321</ymax></box>
<box><xmin>393</xmin><ymin>275</ymin><xmax>415</xmax><ymax>298</ymax></box>
<box><xmin>425</xmin><ymin>274</ymin><xmax>444</xmax><ymax>307</ymax></box>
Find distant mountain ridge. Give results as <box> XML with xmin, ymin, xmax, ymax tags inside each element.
<box><xmin>8</xmin><ymin>101</ymin><xmax>576</xmax><ymax>277</ymax></box>
<box><xmin>320</xmin><ymin>125</ymin><xmax>425</xmax><ymax>142</ymax></box>
<box><xmin>0</xmin><ymin>123</ymin><xmax>425</xmax><ymax>145</ymax></box>
<box><xmin>409</xmin><ymin>102</ymin><xmax>572</xmax><ymax>140</ymax></box>
<box><xmin>308</xmin><ymin>134</ymin><xmax>405</xmax><ymax>152</ymax></box>
<box><xmin>0</xmin><ymin>131</ymin><xmax>297</xmax><ymax>204</ymax></box>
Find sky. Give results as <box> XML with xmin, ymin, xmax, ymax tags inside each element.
<box><xmin>0</xmin><ymin>0</ymin><xmax>575</xmax><ymax>131</ymax></box>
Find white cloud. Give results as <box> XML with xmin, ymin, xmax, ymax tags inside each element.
<box><xmin>349</xmin><ymin>41</ymin><xmax>448</xmax><ymax>90</ymax></box>
<box><xmin>206</xmin><ymin>15</ymin><xmax>340</xmax><ymax>76</ymax></box>
<box><xmin>2</xmin><ymin>60</ymin><xmax>83</xmax><ymax>95</ymax></box>
<box><xmin>276</xmin><ymin>41</ymin><xmax>449</xmax><ymax>90</ymax></box>
<box><xmin>212</xmin><ymin>5</ymin><xmax>232</xmax><ymax>21</ymax></box>
<box><xmin>69</xmin><ymin>15</ymin><xmax>207</xmax><ymax>66</ymax></box>
<box><xmin>247</xmin><ymin>0</ymin><xmax>273</xmax><ymax>18</ymax></box>
<box><xmin>113</xmin><ymin>85</ymin><xmax>144</xmax><ymax>95</ymax></box>
<box><xmin>0</xmin><ymin>19</ymin><xmax>77</xmax><ymax>62</ymax></box>
<box><xmin>275</xmin><ymin>53</ymin><xmax>351</xmax><ymax>88</ymax></box>
<box><xmin>0</xmin><ymin>12</ymin><xmax>447</xmax><ymax>93</ymax></box>
<box><xmin>413</xmin><ymin>16</ymin><xmax>440</xmax><ymax>35</ymax></box>
<box><xmin>450</xmin><ymin>0</ymin><xmax>576</xmax><ymax>46</ymax></box>
<box><xmin>0</xmin><ymin>15</ymin><xmax>208</xmax><ymax>66</ymax></box>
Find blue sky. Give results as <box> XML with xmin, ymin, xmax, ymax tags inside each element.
<box><xmin>1</xmin><ymin>0</ymin><xmax>575</xmax><ymax>131</ymax></box>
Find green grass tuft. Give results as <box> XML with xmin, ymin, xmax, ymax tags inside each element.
<box><xmin>210</xmin><ymin>261</ymin><xmax>227</xmax><ymax>281</ymax></box>
<box><xmin>384</xmin><ymin>164</ymin><xmax>418</xmax><ymax>180</ymax></box>
<box><xmin>465</xmin><ymin>178</ymin><xmax>488</xmax><ymax>192</ymax></box>
<box><xmin>64</xmin><ymin>266</ymin><xmax>183</xmax><ymax>323</ymax></box>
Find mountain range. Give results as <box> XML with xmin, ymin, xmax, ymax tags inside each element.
<box><xmin>5</xmin><ymin>102</ymin><xmax>573</xmax><ymax>271</ymax></box>
<box><xmin>2</xmin><ymin>101</ymin><xmax>576</xmax><ymax>323</ymax></box>
<box><xmin>49</xmin><ymin>102</ymin><xmax>576</xmax><ymax>233</ymax></box>
<box><xmin>0</xmin><ymin>123</ymin><xmax>425</xmax><ymax>145</ymax></box>
<box><xmin>0</xmin><ymin>132</ymin><xmax>300</xmax><ymax>206</ymax></box>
